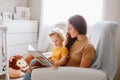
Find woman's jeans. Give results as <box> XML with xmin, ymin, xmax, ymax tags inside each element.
<box><xmin>23</xmin><ymin>58</ymin><xmax>39</xmax><ymax>80</ymax></box>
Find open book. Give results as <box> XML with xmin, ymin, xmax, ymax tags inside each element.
<box><xmin>28</xmin><ymin>44</ymin><xmax>53</xmax><ymax>67</ymax></box>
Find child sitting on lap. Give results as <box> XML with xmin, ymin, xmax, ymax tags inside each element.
<box><xmin>48</xmin><ymin>28</ymin><xmax>68</xmax><ymax>66</ymax></box>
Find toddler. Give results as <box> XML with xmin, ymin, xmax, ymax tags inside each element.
<box><xmin>48</xmin><ymin>28</ymin><xmax>68</xmax><ymax>66</ymax></box>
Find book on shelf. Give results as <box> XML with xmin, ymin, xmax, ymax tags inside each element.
<box><xmin>28</xmin><ymin>44</ymin><xmax>53</xmax><ymax>67</ymax></box>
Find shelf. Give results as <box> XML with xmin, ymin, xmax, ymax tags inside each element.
<box><xmin>0</xmin><ymin>27</ymin><xmax>7</xmax><ymax>77</ymax></box>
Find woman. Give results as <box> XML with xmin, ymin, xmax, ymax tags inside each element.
<box><xmin>23</xmin><ymin>15</ymin><xmax>95</xmax><ymax>80</ymax></box>
<box><xmin>65</xmin><ymin>15</ymin><xmax>95</xmax><ymax>67</ymax></box>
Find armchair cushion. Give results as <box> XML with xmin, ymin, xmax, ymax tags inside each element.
<box><xmin>32</xmin><ymin>67</ymin><xmax>107</xmax><ymax>80</ymax></box>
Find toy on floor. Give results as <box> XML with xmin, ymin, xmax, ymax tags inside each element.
<box><xmin>9</xmin><ymin>55</ymin><xmax>29</xmax><ymax>78</ymax></box>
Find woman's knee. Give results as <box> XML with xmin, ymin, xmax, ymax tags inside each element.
<box><xmin>30</xmin><ymin>59</ymin><xmax>42</xmax><ymax>67</ymax></box>
<box><xmin>30</xmin><ymin>59</ymin><xmax>38</xmax><ymax>67</ymax></box>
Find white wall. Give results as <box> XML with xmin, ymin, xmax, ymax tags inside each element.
<box><xmin>103</xmin><ymin>0</ymin><xmax>120</xmax><ymax>80</ymax></box>
<box><xmin>103</xmin><ymin>0</ymin><xmax>120</xmax><ymax>22</ymax></box>
<box><xmin>0</xmin><ymin>0</ymin><xmax>27</xmax><ymax>13</ymax></box>
<box><xmin>27</xmin><ymin>0</ymin><xmax>41</xmax><ymax>22</ymax></box>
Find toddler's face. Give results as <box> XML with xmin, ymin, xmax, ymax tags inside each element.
<box><xmin>50</xmin><ymin>34</ymin><xmax>63</xmax><ymax>47</ymax></box>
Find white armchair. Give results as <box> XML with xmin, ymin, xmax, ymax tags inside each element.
<box><xmin>31</xmin><ymin>21</ymin><xmax>119</xmax><ymax>80</ymax></box>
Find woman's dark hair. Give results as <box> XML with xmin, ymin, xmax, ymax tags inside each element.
<box><xmin>65</xmin><ymin>15</ymin><xmax>87</xmax><ymax>50</ymax></box>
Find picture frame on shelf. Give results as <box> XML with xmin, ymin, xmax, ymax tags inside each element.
<box><xmin>14</xmin><ymin>6</ymin><xmax>30</xmax><ymax>20</ymax></box>
<box><xmin>2</xmin><ymin>12</ymin><xmax>12</xmax><ymax>20</ymax></box>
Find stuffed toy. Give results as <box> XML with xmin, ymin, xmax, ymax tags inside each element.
<box><xmin>9</xmin><ymin>55</ymin><xmax>29</xmax><ymax>78</ymax></box>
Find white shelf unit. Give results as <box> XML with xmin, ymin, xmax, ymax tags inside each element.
<box><xmin>0</xmin><ymin>20</ymin><xmax>38</xmax><ymax>80</ymax></box>
<box><xmin>3</xmin><ymin>20</ymin><xmax>38</xmax><ymax>58</ymax></box>
<box><xmin>0</xmin><ymin>26</ymin><xmax>8</xmax><ymax>79</ymax></box>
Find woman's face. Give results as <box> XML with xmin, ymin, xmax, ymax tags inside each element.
<box><xmin>67</xmin><ymin>22</ymin><xmax>79</xmax><ymax>38</ymax></box>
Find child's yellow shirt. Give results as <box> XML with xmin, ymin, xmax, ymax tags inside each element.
<box><xmin>51</xmin><ymin>46</ymin><xmax>68</xmax><ymax>61</ymax></box>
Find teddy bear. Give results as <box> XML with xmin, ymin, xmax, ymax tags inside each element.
<box><xmin>9</xmin><ymin>55</ymin><xmax>29</xmax><ymax>78</ymax></box>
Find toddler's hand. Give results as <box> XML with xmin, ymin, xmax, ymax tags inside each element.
<box><xmin>53</xmin><ymin>65</ymin><xmax>59</xmax><ymax>69</ymax></box>
<box><xmin>53</xmin><ymin>61</ymin><xmax>60</xmax><ymax>69</ymax></box>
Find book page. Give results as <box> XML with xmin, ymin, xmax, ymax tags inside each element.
<box><xmin>28</xmin><ymin>44</ymin><xmax>53</xmax><ymax>67</ymax></box>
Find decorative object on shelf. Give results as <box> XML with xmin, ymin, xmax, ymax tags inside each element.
<box><xmin>9</xmin><ymin>55</ymin><xmax>29</xmax><ymax>78</ymax></box>
<box><xmin>14</xmin><ymin>6</ymin><xmax>30</xmax><ymax>20</ymax></box>
<box><xmin>2</xmin><ymin>12</ymin><xmax>12</xmax><ymax>20</ymax></box>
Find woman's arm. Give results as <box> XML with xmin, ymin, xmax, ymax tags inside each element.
<box><xmin>80</xmin><ymin>45</ymin><xmax>95</xmax><ymax>68</ymax></box>
<box><xmin>80</xmin><ymin>57</ymin><xmax>93</xmax><ymax>68</ymax></box>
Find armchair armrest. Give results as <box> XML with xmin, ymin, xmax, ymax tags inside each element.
<box><xmin>31</xmin><ymin>67</ymin><xmax>107</xmax><ymax>80</ymax></box>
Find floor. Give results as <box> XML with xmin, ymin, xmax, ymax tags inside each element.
<box><xmin>10</xmin><ymin>77</ymin><xmax>24</xmax><ymax>80</ymax></box>
<box><xmin>0</xmin><ymin>74</ymin><xmax>24</xmax><ymax>80</ymax></box>
<box><xmin>0</xmin><ymin>74</ymin><xmax>5</xmax><ymax>80</ymax></box>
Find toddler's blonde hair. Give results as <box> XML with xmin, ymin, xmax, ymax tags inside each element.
<box><xmin>48</xmin><ymin>28</ymin><xmax>65</xmax><ymax>43</ymax></box>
